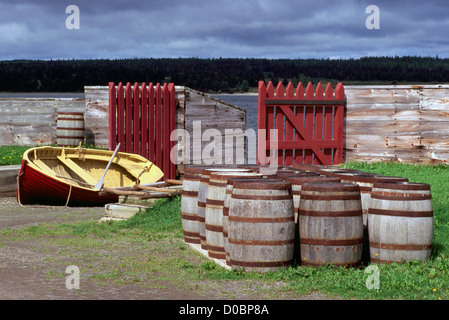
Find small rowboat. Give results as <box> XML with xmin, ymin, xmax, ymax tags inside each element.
<box><xmin>17</xmin><ymin>145</ymin><xmax>164</xmax><ymax>206</ymax></box>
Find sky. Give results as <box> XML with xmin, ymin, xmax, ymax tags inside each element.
<box><xmin>1</xmin><ymin>0</ymin><xmax>448</xmax><ymax>60</ymax></box>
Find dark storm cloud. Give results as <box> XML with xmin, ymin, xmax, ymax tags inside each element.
<box><xmin>0</xmin><ymin>0</ymin><xmax>447</xmax><ymax>60</ymax></box>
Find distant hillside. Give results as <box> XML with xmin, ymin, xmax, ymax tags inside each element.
<box><xmin>0</xmin><ymin>56</ymin><xmax>448</xmax><ymax>93</ymax></box>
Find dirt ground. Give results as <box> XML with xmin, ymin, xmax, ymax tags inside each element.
<box><xmin>0</xmin><ymin>196</ymin><xmax>332</xmax><ymax>303</ymax></box>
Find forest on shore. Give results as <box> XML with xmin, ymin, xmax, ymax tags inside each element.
<box><xmin>0</xmin><ymin>56</ymin><xmax>448</xmax><ymax>93</ymax></box>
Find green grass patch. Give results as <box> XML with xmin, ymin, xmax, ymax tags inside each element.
<box><xmin>0</xmin><ymin>144</ymin><xmax>108</xmax><ymax>166</ymax></box>
<box><xmin>0</xmin><ymin>145</ymin><xmax>29</xmax><ymax>165</ymax></box>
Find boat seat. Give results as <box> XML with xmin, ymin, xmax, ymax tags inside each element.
<box><xmin>56</xmin><ymin>156</ymin><xmax>97</xmax><ymax>186</ymax></box>
<box><xmin>33</xmin><ymin>159</ymin><xmax>58</xmax><ymax>177</ymax></box>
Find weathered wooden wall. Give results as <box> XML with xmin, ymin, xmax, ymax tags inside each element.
<box><xmin>184</xmin><ymin>88</ymin><xmax>246</xmax><ymax>166</ymax></box>
<box><xmin>344</xmin><ymin>85</ymin><xmax>449</xmax><ymax>164</ymax></box>
<box><xmin>0</xmin><ymin>97</ymin><xmax>84</xmax><ymax>145</ymax></box>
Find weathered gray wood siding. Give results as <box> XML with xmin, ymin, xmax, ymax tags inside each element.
<box><xmin>0</xmin><ymin>97</ymin><xmax>84</xmax><ymax>146</ymax></box>
<box><xmin>344</xmin><ymin>85</ymin><xmax>449</xmax><ymax>164</ymax></box>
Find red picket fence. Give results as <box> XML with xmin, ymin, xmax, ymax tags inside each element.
<box><xmin>108</xmin><ymin>82</ymin><xmax>176</xmax><ymax>180</ymax></box>
<box><xmin>257</xmin><ymin>81</ymin><xmax>346</xmax><ymax>166</ymax></box>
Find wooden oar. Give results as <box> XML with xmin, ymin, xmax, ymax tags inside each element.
<box><xmin>95</xmin><ymin>143</ymin><xmax>121</xmax><ymax>190</ymax></box>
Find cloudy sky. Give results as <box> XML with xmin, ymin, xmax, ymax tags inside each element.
<box><xmin>1</xmin><ymin>0</ymin><xmax>448</xmax><ymax>60</ymax></box>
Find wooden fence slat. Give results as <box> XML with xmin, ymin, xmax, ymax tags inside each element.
<box><xmin>266</xmin><ymin>82</ymin><xmax>275</xmax><ymax>165</ymax></box>
<box><xmin>117</xmin><ymin>82</ymin><xmax>125</xmax><ymax>152</ymax></box>
<box><xmin>155</xmin><ymin>83</ymin><xmax>162</xmax><ymax>169</ymax></box>
<box><xmin>295</xmin><ymin>82</ymin><xmax>305</xmax><ymax>164</ymax></box>
<box><xmin>163</xmin><ymin>83</ymin><xmax>170</xmax><ymax>179</ymax></box>
<box><xmin>304</xmin><ymin>82</ymin><xmax>314</xmax><ymax>164</ymax></box>
<box><xmin>168</xmin><ymin>83</ymin><xmax>177</xmax><ymax>178</ymax></box>
<box><xmin>334</xmin><ymin>82</ymin><xmax>345</xmax><ymax>163</ymax></box>
<box><xmin>257</xmin><ymin>81</ymin><xmax>267</xmax><ymax>165</ymax></box>
<box><xmin>285</xmin><ymin>82</ymin><xmax>294</xmax><ymax>166</ymax></box>
<box><xmin>125</xmin><ymin>83</ymin><xmax>133</xmax><ymax>153</ymax></box>
<box><xmin>275</xmin><ymin>82</ymin><xmax>285</xmax><ymax>166</ymax></box>
<box><xmin>108</xmin><ymin>82</ymin><xmax>117</xmax><ymax>150</ymax></box>
<box><xmin>133</xmin><ymin>82</ymin><xmax>140</xmax><ymax>155</ymax></box>
<box><xmin>140</xmin><ymin>83</ymin><xmax>148</xmax><ymax>160</ymax></box>
<box><xmin>315</xmin><ymin>83</ymin><xmax>324</xmax><ymax>155</ymax></box>
<box><xmin>148</xmin><ymin>83</ymin><xmax>155</xmax><ymax>163</ymax></box>
<box><xmin>324</xmin><ymin>83</ymin><xmax>334</xmax><ymax>163</ymax></box>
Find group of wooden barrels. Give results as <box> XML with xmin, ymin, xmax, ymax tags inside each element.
<box><xmin>180</xmin><ymin>164</ymin><xmax>433</xmax><ymax>273</ymax></box>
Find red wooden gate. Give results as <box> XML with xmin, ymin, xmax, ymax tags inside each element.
<box><xmin>108</xmin><ymin>82</ymin><xmax>176</xmax><ymax>180</ymax></box>
<box><xmin>257</xmin><ymin>81</ymin><xmax>346</xmax><ymax>166</ymax></box>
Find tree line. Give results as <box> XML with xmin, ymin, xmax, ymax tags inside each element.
<box><xmin>0</xmin><ymin>56</ymin><xmax>448</xmax><ymax>93</ymax></box>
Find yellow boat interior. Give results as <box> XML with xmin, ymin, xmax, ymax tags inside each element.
<box><xmin>24</xmin><ymin>146</ymin><xmax>164</xmax><ymax>190</ymax></box>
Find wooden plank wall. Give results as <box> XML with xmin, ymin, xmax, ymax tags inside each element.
<box><xmin>0</xmin><ymin>97</ymin><xmax>84</xmax><ymax>146</ymax></box>
<box><xmin>184</xmin><ymin>88</ymin><xmax>246</xmax><ymax>166</ymax></box>
<box><xmin>344</xmin><ymin>85</ymin><xmax>449</xmax><ymax>164</ymax></box>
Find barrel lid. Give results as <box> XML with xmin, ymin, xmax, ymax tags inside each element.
<box><xmin>209</xmin><ymin>172</ymin><xmax>264</xmax><ymax>181</ymax></box>
<box><xmin>200</xmin><ymin>168</ymin><xmax>251</xmax><ymax>176</ymax></box>
<box><xmin>301</xmin><ymin>182</ymin><xmax>360</xmax><ymax>192</ymax></box>
<box><xmin>232</xmin><ymin>179</ymin><xmax>291</xmax><ymax>190</ymax></box>
<box><xmin>372</xmin><ymin>181</ymin><xmax>430</xmax><ymax>190</ymax></box>
<box><xmin>285</xmin><ymin>176</ymin><xmax>341</xmax><ymax>185</ymax></box>
<box><xmin>226</xmin><ymin>177</ymin><xmax>275</xmax><ymax>186</ymax></box>
<box><xmin>371</xmin><ymin>175</ymin><xmax>409</xmax><ymax>183</ymax></box>
<box><xmin>319</xmin><ymin>169</ymin><xmax>363</xmax><ymax>177</ymax></box>
<box><xmin>184</xmin><ymin>166</ymin><xmax>212</xmax><ymax>174</ymax></box>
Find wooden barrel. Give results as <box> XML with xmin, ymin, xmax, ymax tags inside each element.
<box><xmin>299</xmin><ymin>182</ymin><xmax>364</xmax><ymax>267</ymax></box>
<box><xmin>197</xmin><ymin>168</ymin><xmax>251</xmax><ymax>251</ymax></box>
<box><xmin>337</xmin><ymin>174</ymin><xmax>409</xmax><ymax>227</ymax></box>
<box><xmin>284</xmin><ymin>176</ymin><xmax>341</xmax><ymax>224</ymax></box>
<box><xmin>227</xmin><ymin>180</ymin><xmax>295</xmax><ymax>272</ymax></box>
<box><xmin>284</xmin><ymin>176</ymin><xmax>341</xmax><ymax>265</ymax></box>
<box><xmin>206</xmin><ymin>172</ymin><xmax>263</xmax><ymax>260</ymax></box>
<box><xmin>368</xmin><ymin>181</ymin><xmax>433</xmax><ymax>264</ymax></box>
<box><xmin>181</xmin><ymin>166</ymin><xmax>210</xmax><ymax>245</ymax></box>
<box><xmin>57</xmin><ymin>112</ymin><xmax>85</xmax><ymax>147</ymax></box>
<box><xmin>223</xmin><ymin>177</ymin><xmax>278</xmax><ymax>266</ymax></box>
<box><xmin>335</xmin><ymin>174</ymin><xmax>410</xmax><ymax>264</ymax></box>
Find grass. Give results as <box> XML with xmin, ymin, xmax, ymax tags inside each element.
<box><xmin>0</xmin><ymin>144</ymin><xmax>108</xmax><ymax>166</ymax></box>
<box><xmin>2</xmin><ymin>161</ymin><xmax>449</xmax><ymax>300</ymax></box>
<box><xmin>0</xmin><ymin>145</ymin><xmax>29</xmax><ymax>165</ymax></box>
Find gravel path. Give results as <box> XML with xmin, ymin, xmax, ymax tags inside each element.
<box><xmin>0</xmin><ymin>197</ymin><xmax>333</xmax><ymax>303</ymax></box>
